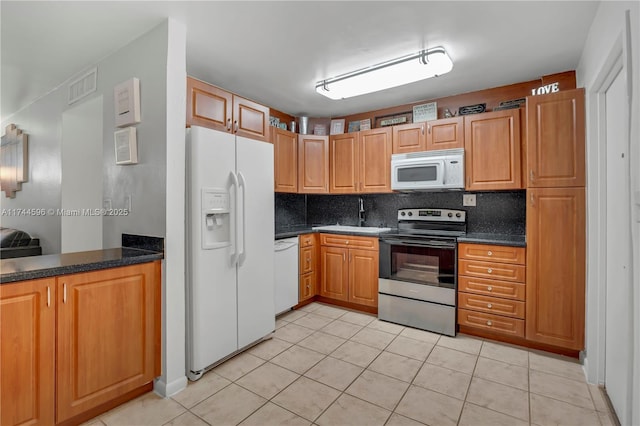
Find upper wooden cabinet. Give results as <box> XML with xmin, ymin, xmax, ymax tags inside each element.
<box><xmin>426</xmin><ymin>116</ymin><xmax>464</xmax><ymax>151</ymax></box>
<box><xmin>464</xmin><ymin>109</ymin><xmax>522</xmax><ymax>191</ymax></box>
<box><xmin>329</xmin><ymin>128</ymin><xmax>392</xmax><ymax>194</ymax></box>
<box><xmin>329</xmin><ymin>132</ymin><xmax>359</xmax><ymax>193</ymax></box>
<box><xmin>526</xmin><ymin>88</ymin><xmax>585</xmax><ymax>188</ymax></box>
<box><xmin>272</xmin><ymin>127</ymin><xmax>298</xmax><ymax>193</ymax></box>
<box><xmin>360</xmin><ymin>127</ymin><xmax>393</xmax><ymax>193</ymax></box>
<box><xmin>187</xmin><ymin>77</ymin><xmax>269</xmax><ymax>142</ymax></box>
<box><xmin>298</xmin><ymin>135</ymin><xmax>329</xmax><ymax>193</ymax></box>
<box><xmin>392</xmin><ymin>117</ymin><xmax>463</xmax><ymax>154</ymax></box>
<box><xmin>1</xmin><ymin>278</ymin><xmax>56</xmax><ymax>426</ymax></box>
<box><xmin>526</xmin><ymin>187</ymin><xmax>585</xmax><ymax>350</ymax></box>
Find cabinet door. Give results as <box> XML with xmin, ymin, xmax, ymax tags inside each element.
<box><xmin>526</xmin><ymin>88</ymin><xmax>585</xmax><ymax>187</ymax></box>
<box><xmin>187</xmin><ymin>77</ymin><xmax>232</xmax><ymax>132</ymax></box>
<box><xmin>56</xmin><ymin>262</ymin><xmax>160</xmax><ymax>423</ymax></box>
<box><xmin>348</xmin><ymin>248</ymin><xmax>379</xmax><ymax>307</ymax></box>
<box><xmin>526</xmin><ymin>187</ymin><xmax>585</xmax><ymax>350</ymax></box>
<box><xmin>426</xmin><ymin>117</ymin><xmax>464</xmax><ymax>150</ymax></box>
<box><xmin>320</xmin><ymin>246</ymin><xmax>348</xmax><ymax>301</ymax></box>
<box><xmin>464</xmin><ymin>109</ymin><xmax>521</xmax><ymax>191</ymax></box>
<box><xmin>273</xmin><ymin>127</ymin><xmax>298</xmax><ymax>192</ymax></box>
<box><xmin>233</xmin><ymin>95</ymin><xmax>269</xmax><ymax>142</ymax></box>
<box><xmin>360</xmin><ymin>127</ymin><xmax>393</xmax><ymax>193</ymax></box>
<box><xmin>392</xmin><ymin>123</ymin><xmax>425</xmax><ymax>153</ymax></box>
<box><xmin>0</xmin><ymin>279</ymin><xmax>55</xmax><ymax>426</ymax></box>
<box><xmin>330</xmin><ymin>133</ymin><xmax>359</xmax><ymax>193</ymax></box>
<box><xmin>298</xmin><ymin>135</ymin><xmax>329</xmax><ymax>193</ymax></box>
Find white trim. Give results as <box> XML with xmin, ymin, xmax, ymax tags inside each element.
<box><xmin>153</xmin><ymin>376</ymin><xmax>188</xmax><ymax>398</ymax></box>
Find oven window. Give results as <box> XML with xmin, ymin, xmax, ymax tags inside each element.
<box><xmin>397</xmin><ymin>165</ymin><xmax>437</xmax><ymax>182</ymax></box>
<box><xmin>390</xmin><ymin>245</ymin><xmax>455</xmax><ymax>289</ymax></box>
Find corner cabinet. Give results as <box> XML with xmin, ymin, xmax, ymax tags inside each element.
<box><xmin>298</xmin><ymin>135</ymin><xmax>329</xmax><ymax>193</ymax></box>
<box><xmin>1</xmin><ymin>278</ymin><xmax>56</xmax><ymax>426</ymax></box>
<box><xmin>464</xmin><ymin>109</ymin><xmax>522</xmax><ymax>191</ymax></box>
<box><xmin>0</xmin><ymin>262</ymin><xmax>161</xmax><ymax>426</ymax></box>
<box><xmin>187</xmin><ymin>76</ymin><xmax>269</xmax><ymax>142</ymax></box>
<box><xmin>272</xmin><ymin>127</ymin><xmax>298</xmax><ymax>193</ymax></box>
<box><xmin>526</xmin><ymin>88</ymin><xmax>585</xmax><ymax>187</ymax></box>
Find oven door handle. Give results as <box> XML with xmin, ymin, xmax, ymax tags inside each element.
<box><xmin>381</xmin><ymin>238</ymin><xmax>456</xmax><ymax>249</ymax></box>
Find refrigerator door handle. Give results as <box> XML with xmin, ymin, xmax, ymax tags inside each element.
<box><xmin>238</xmin><ymin>171</ymin><xmax>247</xmax><ymax>266</ymax></box>
<box><xmin>229</xmin><ymin>171</ymin><xmax>239</xmax><ymax>267</ymax></box>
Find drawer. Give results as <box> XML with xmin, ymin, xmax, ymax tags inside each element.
<box><xmin>299</xmin><ymin>271</ymin><xmax>316</xmax><ymax>301</ymax></box>
<box><xmin>459</xmin><ymin>243</ymin><xmax>525</xmax><ymax>265</ymax></box>
<box><xmin>299</xmin><ymin>246</ymin><xmax>315</xmax><ymax>274</ymax></box>
<box><xmin>299</xmin><ymin>233</ymin><xmax>315</xmax><ymax>248</ymax></box>
<box><xmin>458</xmin><ymin>259</ymin><xmax>525</xmax><ymax>282</ymax></box>
<box><xmin>320</xmin><ymin>233</ymin><xmax>379</xmax><ymax>250</ymax></box>
<box><xmin>458</xmin><ymin>292</ymin><xmax>525</xmax><ymax>319</ymax></box>
<box><xmin>458</xmin><ymin>308</ymin><xmax>525</xmax><ymax>337</ymax></box>
<box><xmin>458</xmin><ymin>276</ymin><xmax>525</xmax><ymax>301</ymax></box>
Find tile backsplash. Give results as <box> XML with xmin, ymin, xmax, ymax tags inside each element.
<box><xmin>276</xmin><ymin>191</ymin><xmax>525</xmax><ymax>235</ymax></box>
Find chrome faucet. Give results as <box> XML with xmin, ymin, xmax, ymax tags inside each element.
<box><xmin>358</xmin><ymin>197</ymin><xmax>365</xmax><ymax>227</ymax></box>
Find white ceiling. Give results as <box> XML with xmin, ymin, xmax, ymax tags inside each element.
<box><xmin>1</xmin><ymin>1</ymin><xmax>600</xmax><ymax>121</ymax></box>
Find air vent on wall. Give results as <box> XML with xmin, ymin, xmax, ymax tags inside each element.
<box><xmin>68</xmin><ymin>67</ymin><xmax>97</xmax><ymax>105</ymax></box>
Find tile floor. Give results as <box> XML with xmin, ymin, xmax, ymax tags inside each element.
<box><xmin>85</xmin><ymin>302</ymin><xmax>618</xmax><ymax>426</ymax></box>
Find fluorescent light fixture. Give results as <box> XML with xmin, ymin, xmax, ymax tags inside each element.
<box><xmin>315</xmin><ymin>47</ymin><xmax>453</xmax><ymax>100</ymax></box>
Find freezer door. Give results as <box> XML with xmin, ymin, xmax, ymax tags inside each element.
<box><xmin>186</xmin><ymin>126</ymin><xmax>238</xmax><ymax>373</ymax></box>
<box><xmin>236</xmin><ymin>136</ymin><xmax>276</xmax><ymax>348</ymax></box>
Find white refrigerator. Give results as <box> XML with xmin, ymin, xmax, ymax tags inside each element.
<box><xmin>186</xmin><ymin>125</ymin><xmax>275</xmax><ymax>381</ymax></box>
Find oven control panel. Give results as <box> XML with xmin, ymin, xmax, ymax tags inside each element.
<box><xmin>397</xmin><ymin>208</ymin><xmax>466</xmax><ymax>222</ymax></box>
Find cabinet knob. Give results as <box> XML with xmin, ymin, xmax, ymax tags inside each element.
<box><xmin>487</xmin><ymin>268</ymin><xmax>492</xmax><ymax>274</ymax></box>
<box><xmin>487</xmin><ymin>303</ymin><xmax>492</xmax><ymax>309</ymax></box>
<box><xmin>486</xmin><ymin>320</ymin><xmax>493</xmax><ymax>326</ymax></box>
<box><xmin>487</xmin><ymin>251</ymin><xmax>493</xmax><ymax>256</ymax></box>
<box><xmin>487</xmin><ymin>286</ymin><xmax>493</xmax><ymax>291</ymax></box>
<box><xmin>345</xmin><ymin>240</ymin><xmax>349</xmax><ymax>245</ymax></box>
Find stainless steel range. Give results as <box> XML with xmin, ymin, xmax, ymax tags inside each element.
<box><xmin>378</xmin><ymin>208</ymin><xmax>466</xmax><ymax>336</ymax></box>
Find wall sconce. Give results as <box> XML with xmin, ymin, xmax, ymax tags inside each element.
<box><xmin>315</xmin><ymin>47</ymin><xmax>453</xmax><ymax>100</ymax></box>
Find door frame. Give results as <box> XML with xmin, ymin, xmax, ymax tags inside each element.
<box><xmin>584</xmin><ymin>10</ymin><xmax>635</xmax><ymax>421</ymax></box>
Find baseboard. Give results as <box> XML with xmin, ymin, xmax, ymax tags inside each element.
<box><xmin>154</xmin><ymin>375</ymin><xmax>188</xmax><ymax>397</ymax></box>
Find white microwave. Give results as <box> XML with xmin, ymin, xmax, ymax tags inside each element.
<box><xmin>391</xmin><ymin>148</ymin><xmax>465</xmax><ymax>191</ymax></box>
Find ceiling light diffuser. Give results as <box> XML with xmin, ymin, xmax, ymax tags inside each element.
<box><xmin>315</xmin><ymin>47</ymin><xmax>453</xmax><ymax>100</ymax></box>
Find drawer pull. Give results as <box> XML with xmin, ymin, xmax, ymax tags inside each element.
<box><xmin>487</xmin><ymin>303</ymin><xmax>492</xmax><ymax>309</ymax></box>
<box><xmin>487</xmin><ymin>286</ymin><xmax>493</xmax><ymax>291</ymax></box>
<box><xmin>487</xmin><ymin>268</ymin><xmax>493</xmax><ymax>274</ymax></box>
<box><xmin>487</xmin><ymin>320</ymin><xmax>492</xmax><ymax>326</ymax></box>
<box><xmin>487</xmin><ymin>250</ymin><xmax>492</xmax><ymax>256</ymax></box>
<box><xmin>345</xmin><ymin>240</ymin><xmax>349</xmax><ymax>245</ymax></box>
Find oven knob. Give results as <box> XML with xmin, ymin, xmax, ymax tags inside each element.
<box><xmin>408</xmin><ymin>212</ymin><xmax>413</xmax><ymax>216</ymax></box>
<box><xmin>401</xmin><ymin>212</ymin><xmax>406</xmax><ymax>216</ymax></box>
<box><xmin>448</xmin><ymin>212</ymin><xmax>453</xmax><ymax>218</ymax></box>
<box><xmin>456</xmin><ymin>213</ymin><xmax>461</xmax><ymax>218</ymax></box>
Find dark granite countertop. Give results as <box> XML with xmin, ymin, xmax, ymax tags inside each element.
<box><xmin>0</xmin><ymin>247</ymin><xmax>164</xmax><ymax>284</ymax></box>
<box><xmin>457</xmin><ymin>233</ymin><xmax>526</xmax><ymax>247</ymax></box>
<box><xmin>275</xmin><ymin>225</ymin><xmax>314</xmax><ymax>239</ymax></box>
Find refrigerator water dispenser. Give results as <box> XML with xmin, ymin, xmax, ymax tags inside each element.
<box><xmin>201</xmin><ymin>188</ymin><xmax>230</xmax><ymax>249</ymax></box>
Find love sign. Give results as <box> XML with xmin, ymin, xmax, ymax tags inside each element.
<box><xmin>531</xmin><ymin>82</ymin><xmax>560</xmax><ymax>96</ymax></box>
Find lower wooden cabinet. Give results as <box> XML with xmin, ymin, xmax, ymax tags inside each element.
<box><xmin>320</xmin><ymin>234</ymin><xmax>378</xmax><ymax>307</ymax></box>
<box><xmin>0</xmin><ymin>262</ymin><xmax>161</xmax><ymax>426</ymax></box>
<box><xmin>1</xmin><ymin>278</ymin><xmax>56</xmax><ymax>426</ymax></box>
<box><xmin>526</xmin><ymin>187</ymin><xmax>585</xmax><ymax>350</ymax></box>
<box><xmin>458</xmin><ymin>243</ymin><xmax>526</xmax><ymax>338</ymax></box>
<box><xmin>298</xmin><ymin>234</ymin><xmax>317</xmax><ymax>302</ymax></box>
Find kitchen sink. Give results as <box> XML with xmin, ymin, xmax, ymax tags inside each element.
<box><xmin>311</xmin><ymin>225</ymin><xmax>391</xmax><ymax>234</ymax></box>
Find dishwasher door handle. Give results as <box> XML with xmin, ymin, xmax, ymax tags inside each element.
<box><xmin>275</xmin><ymin>242</ymin><xmax>298</xmax><ymax>252</ymax></box>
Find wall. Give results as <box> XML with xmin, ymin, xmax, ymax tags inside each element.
<box><xmin>276</xmin><ymin>191</ymin><xmax>526</xmax><ymax>236</ymax></box>
<box><xmin>576</xmin><ymin>1</ymin><xmax>639</xmax><ymax>424</ymax></box>
<box><xmin>1</xmin><ymin>20</ymin><xmax>169</xmax><ymax>253</ymax></box>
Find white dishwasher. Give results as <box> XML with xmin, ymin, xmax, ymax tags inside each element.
<box><xmin>274</xmin><ymin>237</ymin><xmax>299</xmax><ymax>315</ymax></box>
